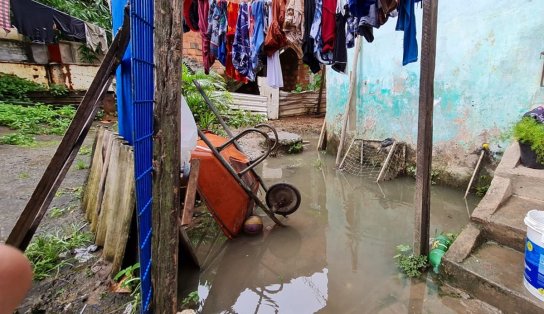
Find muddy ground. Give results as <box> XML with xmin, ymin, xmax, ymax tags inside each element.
<box><xmin>0</xmin><ymin>117</ymin><xmax>322</xmax><ymax>313</ymax></box>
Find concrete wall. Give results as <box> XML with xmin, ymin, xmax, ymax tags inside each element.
<box><xmin>326</xmin><ymin>0</ymin><xmax>544</xmax><ymax>184</ymax></box>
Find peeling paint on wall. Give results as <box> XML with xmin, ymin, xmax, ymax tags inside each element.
<box><xmin>326</xmin><ymin>0</ymin><xmax>544</xmax><ymax>160</ymax></box>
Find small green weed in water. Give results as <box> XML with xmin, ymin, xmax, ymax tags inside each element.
<box><xmin>394</xmin><ymin>244</ymin><xmax>428</xmax><ymax>278</ymax></box>
<box><xmin>18</xmin><ymin>172</ymin><xmax>30</xmax><ymax>179</ymax></box>
<box><xmin>313</xmin><ymin>158</ymin><xmax>324</xmax><ymax>170</ymax></box>
<box><xmin>475</xmin><ymin>175</ymin><xmax>492</xmax><ymax>197</ymax></box>
<box><xmin>25</xmin><ymin>225</ymin><xmax>93</xmax><ymax>280</ymax></box>
<box><xmin>288</xmin><ymin>142</ymin><xmax>303</xmax><ymax>154</ymax></box>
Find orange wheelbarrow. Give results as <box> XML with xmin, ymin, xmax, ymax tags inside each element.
<box><xmin>190</xmin><ymin>80</ymin><xmax>301</xmax><ymax>238</ymax></box>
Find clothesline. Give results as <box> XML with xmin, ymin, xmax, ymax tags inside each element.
<box><xmin>8</xmin><ymin>0</ymin><xmax>109</xmax><ymax>53</ymax></box>
<box><xmin>189</xmin><ymin>0</ymin><xmax>423</xmax><ymax>89</ymax></box>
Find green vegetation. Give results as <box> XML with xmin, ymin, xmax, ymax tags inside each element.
<box><xmin>514</xmin><ymin>117</ymin><xmax>544</xmax><ymax>163</ymax></box>
<box><xmin>181</xmin><ymin>291</ymin><xmax>199</xmax><ymax>309</ymax></box>
<box><xmin>313</xmin><ymin>158</ymin><xmax>324</xmax><ymax>170</ymax></box>
<box><xmin>182</xmin><ymin>65</ymin><xmax>265</xmax><ymax>133</ymax></box>
<box><xmin>292</xmin><ymin>73</ymin><xmax>323</xmax><ymax>93</ymax></box>
<box><xmin>75</xmin><ymin>159</ymin><xmax>88</xmax><ymax>170</ymax></box>
<box><xmin>79</xmin><ymin>145</ymin><xmax>92</xmax><ymax>156</ymax></box>
<box><xmin>18</xmin><ymin>172</ymin><xmax>30</xmax><ymax>179</ymax></box>
<box><xmin>78</xmin><ymin>44</ymin><xmax>101</xmax><ymax>63</ymax></box>
<box><xmin>287</xmin><ymin>142</ymin><xmax>304</xmax><ymax>154</ymax></box>
<box><xmin>37</xmin><ymin>0</ymin><xmax>112</xmax><ymax>31</ymax></box>
<box><xmin>0</xmin><ymin>102</ymin><xmax>76</xmax><ymax>146</ymax></box>
<box><xmin>49</xmin><ymin>205</ymin><xmax>73</xmax><ymax>218</ymax></box>
<box><xmin>114</xmin><ymin>263</ymin><xmax>141</xmax><ymax>314</ymax></box>
<box><xmin>49</xmin><ymin>84</ymin><xmax>69</xmax><ymax>97</ymax></box>
<box><xmin>394</xmin><ymin>244</ymin><xmax>428</xmax><ymax>278</ymax></box>
<box><xmin>0</xmin><ymin>73</ymin><xmax>47</xmax><ymax>101</ymax></box>
<box><xmin>405</xmin><ymin>164</ymin><xmax>440</xmax><ymax>185</ymax></box>
<box><xmin>475</xmin><ymin>174</ymin><xmax>492</xmax><ymax>197</ymax></box>
<box><xmin>25</xmin><ymin>226</ymin><xmax>93</xmax><ymax>280</ymax></box>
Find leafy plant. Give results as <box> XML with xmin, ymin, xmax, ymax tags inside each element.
<box><xmin>287</xmin><ymin>142</ymin><xmax>303</xmax><ymax>154</ymax></box>
<box><xmin>293</xmin><ymin>83</ymin><xmax>303</xmax><ymax>93</ymax></box>
<box><xmin>0</xmin><ymin>132</ymin><xmax>35</xmax><ymax>146</ymax></box>
<box><xmin>307</xmin><ymin>73</ymin><xmax>323</xmax><ymax>91</ymax></box>
<box><xmin>182</xmin><ymin>65</ymin><xmax>265</xmax><ymax>133</ymax></box>
<box><xmin>25</xmin><ymin>226</ymin><xmax>93</xmax><ymax>280</ymax></box>
<box><xmin>78</xmin><ymin>44</ymin><xmax>100</xmax><ymax>64</ymax></box>
<box><xmin>394</xmin><ymin>244</ymin><xmax>428</xmax><ymax>278</ymax></box>
<box><xmin>0</xmin><ymin>73</ymin><xmax>46</xmax><ymax>101</ymax></box>
<box><xmin>514</xmin><ymin>117</ymin><xmax>544</xmax><ymax>163</ymax></box>
<box><xmin>181</xmin><ymin>291</ymin><xmax>199</xmax><ymax>309</ymax></box>
<box><xmin>114</xmin><ymin>263</ymin><xmax>141</xmax><ymax>314</ymax></box>
<box><xmin>0</xmin><ymin>103</ymin><xmax>76</xmax><ymax>145</ymax></box>
<box><xmin>49</xmin><ymin>206</ymin><xmax>70</xmax><ymax>218</ymax></box>
<box><xmin>49</xmin><ymin>84</ymin><xmax>69</xmax><ymax>97</ymax></box>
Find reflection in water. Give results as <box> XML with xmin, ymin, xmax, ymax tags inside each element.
<box><xmin>181</xmin><ymin>143</ymin><xmax>480</xmax><ymax>313</ymax></box>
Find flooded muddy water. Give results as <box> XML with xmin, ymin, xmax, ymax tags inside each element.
<box><xmin>180</xmin><ymin>144</ymin><xmax>489</xmax><ymax>313</ymax></box>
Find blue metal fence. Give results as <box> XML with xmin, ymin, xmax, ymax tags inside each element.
<box><xmin>129</xmin><ymin>0</ymin><xmax>154</xmax><ymax>312</ymax></box>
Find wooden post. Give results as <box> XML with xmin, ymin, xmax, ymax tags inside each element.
<box><xmin>335</xmin><ymin>37</ymin><xmax>362</xmax><ymax>167</ymax></box>
<box><xmin>414</xmin><ymin>0</ymin><xmax>438</xmax><ymax>256</ymax></box>
<box><xmin>315</xmin><ymin>67</ymin><xmax>326</xmax><ymax>115</ymax></box>
<box><xmin>152</xmin><ymin>0</ymin><xmax>183</xmax><ymax>311</ymax></box>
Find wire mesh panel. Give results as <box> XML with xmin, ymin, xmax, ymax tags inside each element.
<box><xmin>339</xmin><ymin>139</ymin><xmax>406</xmax><ymax>181</ymax></box>
<box><xmin>130</xmin><ymin>0</ymin><xmax>154</xmax><ymax>312</ymax></box>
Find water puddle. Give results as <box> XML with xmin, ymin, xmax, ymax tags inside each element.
<box><xmin>180</xmin><ymin>143</ymin><xmax>482</xmax><ymax>313</ymax></box>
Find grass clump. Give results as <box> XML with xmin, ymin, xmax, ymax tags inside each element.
<box><xmin>181</xmin><ymin>291</ymin><xmax>199</xmax><ymax>309</ymax></box>
<box><xmin>394</xmin><ymin>244</ymin><xmax>428</xmax><ymax>278</ymax></box>
<box><xmin>25</xmin><ymin>226</ymin><xmax>93</xmax><ymax>280</ymax></box>
<box><xmin>514</xmin><ymin>117</ymin><xmax>544</xmax><ymax>163</ymax></box>
<box><xmin>75</xmin><ymin>159</ymin><xmax>88</xmax><ymax>170</ymax></box>
<box><xmin>0</xmin><ymin>102</ymin><xmax>75</xmax><ymax>146</ymax></box>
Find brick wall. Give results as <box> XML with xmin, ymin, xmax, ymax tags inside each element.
<box><xmin>183</xmin><ymin>31</ymin><xmax>224</xmax><ymax>74</ymax></box>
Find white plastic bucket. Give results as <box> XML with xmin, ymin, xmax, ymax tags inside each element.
<box><xmin>524</xmin><ymin>210</ymin><xmax>544</xmax><ymax>301</ymax></box>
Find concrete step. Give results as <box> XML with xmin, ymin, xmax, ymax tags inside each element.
<box><xmin>473</xmin><ymin>195</ymin><xmax>544</xmax><ymax>252</ymax></box>
<box><xmin>443</xmin><ymin>241</ymin><xmax>544</xmax><ymax>314</ymax></box>
<box><xmin>495</xmin><ymin>142</ymin><xmax>544</xmax><ymax>202</ymax></box>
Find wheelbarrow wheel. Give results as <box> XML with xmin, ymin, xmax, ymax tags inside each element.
<box><xmin>265</xmin><ymin>183</ymin><xmax>301</xmax><ymax>217</ymax></box>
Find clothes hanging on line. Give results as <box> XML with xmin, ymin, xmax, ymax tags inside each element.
<box><xmin>186</xmin><ymin>0</ymin><xmax>421</xmax><ymax>88</ymax></box>
<box><xmin>1</xmin><ymin>0</ymin><xmax>10</xmax><ymax>31</ymax></box>
<box><xmin>232</xmin><ymin>2</ymin><xmax>255</xmax><ymax>80</ymax></box>
<box><xmin>396</xmin><ymin>0</ymin><xmax>421</xmax><ymax>65</ymax></box>
<box><xmin>84</xmin><ymin>22</ymin><xmax>108</xmax><ymax>53</ymax></box>
<box><xmin>184</xmin><ymin>0</ymin><xmax>200</xmax><ymax>31</ymax></box>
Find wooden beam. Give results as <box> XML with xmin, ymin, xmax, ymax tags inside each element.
<box><xmin>413</xmin><ymin>0</ymin><xmax>439</xmax><ymax>256</ymax></box>
<box><xmin>335</xmin><ymin>37</ymin><xmax>362</xmax><ymax>167</ymax></box>
<box><xmin>181</xmin><ymin>159</ymin><xmax>200</xmax><ymax>226</ymax></box>
<box><xmin>315</xmin><ymin>67</ymin><xmax>326</xmax><ymax>114</ymax></box>
<box><xmin>6</xmin><ymin>13</ymin><xmax>130</xmax><ymax>250</ymax></box>
<box><xmin>151</xmin><ymin>0</ymin><xmax>183</xmax><ymax>311</ymax></box>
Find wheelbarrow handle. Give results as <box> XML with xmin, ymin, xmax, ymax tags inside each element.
<box><xmin>254</xmin><ymin>123</ymin><xmax>279</xmax><ymax>153</ymax></box>
<box><xmin>216</xmin><ymin>128</ymin><xmax>274</xmax><ymax>176</ymax></box>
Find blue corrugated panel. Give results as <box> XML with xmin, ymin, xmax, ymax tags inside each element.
<box><xmin>129</xmin><ymin>0</ymin><xmax>154</xmax><ymax>312</ymax></box>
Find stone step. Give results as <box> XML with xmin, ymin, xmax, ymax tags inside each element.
<box><xmin>443</xmin><ymin>240</ymin><xmax>544</xmax><ymax>314</ymax></box>
<box><xmin>472</xmin><ymin>195</ymin><xmax>544</xmax><ymax>252</ymax></box>
<box><xmin>495</xmin><ymin>142</ymin><xmax>544</xmax><ymax>202</ymax></box>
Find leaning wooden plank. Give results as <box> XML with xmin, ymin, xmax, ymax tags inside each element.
<box><xmin>376</xmin><ymin>141</ymin><xmax>398</xmax><ymax>182</ymax></box>
<box><xmin>90</xmin><ymin>130</ymin><xmax>114</xmax><ymax>231</ymax></box>
<box><xmin>83</xmin><ymin>127</ymin><xmax>105</xmax><ymax>220</ymax></box>
<box><xmin>96</xmin><ymin>136</ymin><xmax>121</xmax><ymax>247</ymax></box>
<box><xmin>181</xmin><ymin>159</ymin><xmax>200</xmax><ymax>226</ymax></box>
<box><xmin>6</xmin><ymin>11</ymin><xmax>131</xmax><ymax>250</ymax></box>
<box><xmin>111</xmin><ymin>145</ymin><xmax>135</xmax><ymax>274</ymax></box>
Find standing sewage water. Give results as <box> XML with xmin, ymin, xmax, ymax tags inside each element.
<box><xmin>180</xmin><ymin>142</ymin><xmax>487</xmax><ymax>313</ymax></box>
